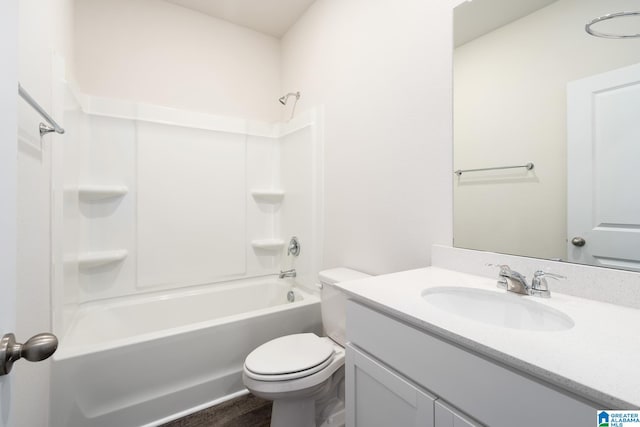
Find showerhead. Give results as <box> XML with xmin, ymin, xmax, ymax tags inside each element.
<box><xmin>279</xmin><ymin>91</ymin><xmax>300</xmax><ymax>105</ymax></box>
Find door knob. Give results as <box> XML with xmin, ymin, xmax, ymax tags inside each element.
<box><xmin>571</xmin><ymin>237</ymin><xmax>586</xmax><ymax>247</ymax></box>
<box><xmin>0</xmin><ymin>332</ymin><xmax>58</xmax><ymax>376</ymax></box>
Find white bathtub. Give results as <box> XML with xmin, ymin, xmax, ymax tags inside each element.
<box><xmin>50</xmin><ymin>278</ymin><xmax>321</xmax><ymax>427</ymax></box>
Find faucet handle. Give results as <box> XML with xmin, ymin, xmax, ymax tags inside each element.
<box><xmin>486</xmin><ymin>263</ymin><xmax>511</xmax><ymax>275</ymax></box>
<box><xmin>287</xmin><ymin>236</ymin><xmax>300</xmax><ymax>257</ymax></box>
<box><xmin>533</xmin><ymin>270</ymin><xmax>566</xmax><ymax>280</ymax></box>
<box><xmin>486</xmin><ymin>263</ymin><xmax>511</xmax><ymax>289</ymax></box>
<box><xmin>530</xmin><ymin>270</ymin><xmax>565</xmax><ymax>298</ymax></box>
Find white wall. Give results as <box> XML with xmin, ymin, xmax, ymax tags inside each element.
<box><xmin>16</xmin><ymin>0</ymin><xmax>75</xmax><ymax>425</ymax></box>
<box><xmin>73</xmin><ymin>0</ymin><xmax>455</xmax><ymax>281</ymax></box>
<box><xmin>74</xmin><ymin>0</ymin><xmax>282</xmax><ymax>122</ymax></box>
<box><xmin>453</xmin><ymin>0</ymin><xmax>640</xmax><ymax>260</ymax></box>
<box><xmin>281</xmin><ymin>0</ymin><xmax>453</xmax><ymax>275</ymax></box>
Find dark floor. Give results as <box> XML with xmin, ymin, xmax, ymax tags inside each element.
<box><xmin>160</xmin><ymin>394</ymin><xmax>272</xmax><ymax>427</ymax></box>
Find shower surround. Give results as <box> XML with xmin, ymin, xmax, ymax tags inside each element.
<box><xmin>50</xmin><ymin>85</ymin><xmax>324</xmax><ymax>426</ymax></box>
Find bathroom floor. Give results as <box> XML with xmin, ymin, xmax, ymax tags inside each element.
<box><xmin>160</xmin><ymin>394</ymin><xmax>272</xmax><ymax>427</ymax></box>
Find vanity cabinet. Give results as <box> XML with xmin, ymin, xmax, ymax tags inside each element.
<box><xmin>345</xmin><ymin>300</ymin><xmax>599</xmax><ymax>427</ymax></box>
<box><xmin>345</xmin><ymin>342</ymin><xmax>436</xmax><ymax>427</ymax></box>
<box><xmin>435</xmin><ymin>401</ymin><xmax>481</xmax><ymax>427</ymax></box>
<box><xmin>346</xmin><ymin>343</ymin><xmax>480</xmax><ymax>427</ymax></box>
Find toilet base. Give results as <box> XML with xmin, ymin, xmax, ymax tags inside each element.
<box><xmin>318</xmin><ymin>407</ymin><xmax>345</xmax><ymax>427</ymax></box>
<box><xmin>267</xmin><ymin>367</ymin><xmax>345</xmax><ymax>427</ymax></box>
<box><xmin>269</xmin><ymin>398</ymin><xmax>345</xmax><ymax>427</ymax></box>
<box><xmin>243</xmin><ymin>340</ymin><xmax>346</xmax><ymax>427</ymax></box>
<box><xmin>271</xmin><ymin>398</ymin><xmax>317</xmax><ymax>427</ymax></box>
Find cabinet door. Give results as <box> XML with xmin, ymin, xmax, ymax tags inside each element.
<box><xmin>435</xmin><ymin>401</ymin><xmax>482</xmax><ymax>427</ymax></box>
<box><xmin>346</xmin><ymin>344</ymin><xmax>436</xmax><ymax>427</ymax></box>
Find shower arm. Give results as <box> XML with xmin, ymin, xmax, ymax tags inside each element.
<box><xmin>279</xmin><ymin>92</ymin><xmax>300</xmax><ymax>105</ymax></box>
<box><xmin>279</xmin><ymin>91</ymin><xmax>301</xmax><ymax>120</ymax></box>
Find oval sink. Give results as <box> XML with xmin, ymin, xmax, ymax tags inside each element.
<box><xmin>422</xmin><ymin>287</ymin><xmax>574</xmax><ymax>331</ymax></box>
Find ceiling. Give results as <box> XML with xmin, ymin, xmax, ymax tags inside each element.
<box><xmin>163</xmin><ymin>0</ymin><xmax>317</xmax><ymax>38</ymax></box>
<box><xmin>164</xmin><ymin>0</ymin><xmax>559</xmax><ymax>44</ymax></box>
<box><xmin>454</xmin><ymin>0</ymin><xmax>558</xmax><ymax>46</ymax></box>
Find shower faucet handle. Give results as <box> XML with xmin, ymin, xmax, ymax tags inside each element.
<box><xmin>287</xmin><ymin>236</ymin><xmax>300</xmax><ymax>257</ymax></box>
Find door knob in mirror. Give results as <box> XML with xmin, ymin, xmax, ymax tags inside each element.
<box><xmin>571</xmin><ymin>237</ymin><xmax>586</xmax><ymax>247</ymax></box>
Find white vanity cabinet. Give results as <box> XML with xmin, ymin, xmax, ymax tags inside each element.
<box><xmin>435</xmin><ymin>401</ymin><xmax>481</xmax><ymax>427</ymax></box>
<box><xmin>345</xmin><ymin>300</ymin><xmax>599</xmax><ymax>427</ymax></box>
<box><xmin>345</xmin><ymin>343</ymin><xmax>480</xmax><ymax>427</ymax></box>
<box><xmin>345</xmin><ymin>343</ymin><xmax>437</xmax><ymax>427</ymax></box>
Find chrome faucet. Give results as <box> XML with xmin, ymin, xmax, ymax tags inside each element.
<box><xmin>491</xmin><ymin>264</ymin><xmax>565</xmax><ymax>298</ymax></box>
<box><xmin>496</xmin><ymin>265</ymin><xmax>530</xmax><ymax>295</ymax></box>
<box><xmin>279</xmin><ymin>269</ymin><xmax>297</xmax><ymax>279</ymax></box>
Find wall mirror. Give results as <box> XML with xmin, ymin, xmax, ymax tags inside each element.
<box><xmin>453</xmin><ymin>0</ymin><xmax>640</xmax><ymax>271</ymax></box>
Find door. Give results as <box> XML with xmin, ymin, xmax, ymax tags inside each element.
<box><xmin>345</xmin><ymin>344</ymin><xmax>436</xmax><ymax>427</ymax></box>
<box><xmin>0</xmin><ymin>1</ymin><xmax>19</xmax><ymax>426</ymax></box>
<box><xmin>567</xmin><ymin>63</ymin><xmax>640</xmax><ymax>270</ymax></box>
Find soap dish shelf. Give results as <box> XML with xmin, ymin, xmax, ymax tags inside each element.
<box><xmin>251</xmin><ymin>190</ymin><xmax>284</xmax><ymax>203</ymax></box>
<box><xmin>78</xmin><ymin>249</ymin><xmax>128</xmax><ymax>269</ymax></box>
<box><xmin>251</xmin><ymin>239</ymin><xmax>285</xmax><ymax>251</ymax></box>
<box><xmin>78</xmin><ymin>185</ymin><xmax>128</xmax><ymax>201</ymax></box>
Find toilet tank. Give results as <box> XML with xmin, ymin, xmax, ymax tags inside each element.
<box><xmin>319</xmin><ymin>268</ymin><xmax>371</xmax><ymax>346</ymax></box>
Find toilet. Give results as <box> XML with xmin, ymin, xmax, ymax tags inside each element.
<box><xmin>242</xmin><ymin>268</ymin><xmax>370</xmax><ymax>427</ymax></box>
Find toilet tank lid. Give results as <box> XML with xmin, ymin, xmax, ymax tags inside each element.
<box><xmin>318</xmin><ymin>268</ymin><xmax>371</xmax><ymax>285</ymax></box>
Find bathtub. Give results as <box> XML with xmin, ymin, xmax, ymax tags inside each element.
<box><xmin>50</xmin><ymin>277</ymin><xmax>321</xmax><ymax>427</ymax></box>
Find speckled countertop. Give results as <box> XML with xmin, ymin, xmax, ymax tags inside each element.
<box><xmin>335</xmin><ymin>267</ymin><xmax>640</xmax><ymax>409</ymax></box>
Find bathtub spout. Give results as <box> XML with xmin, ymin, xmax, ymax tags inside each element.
<box><xmin>279</xmin><ymin>269</ymin><xmax>297</xmax><ymax>279</ymax></box>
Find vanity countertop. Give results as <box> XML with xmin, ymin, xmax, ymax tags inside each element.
<box><xmin>335</xmin><ymin>266</ymin><xmax>640</xmax><ymax>409</ymax></box>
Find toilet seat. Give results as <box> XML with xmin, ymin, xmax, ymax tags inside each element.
<box><xmin>244</xmin><ymin>333</ymin><xmax>335</xmax><ymax>381</ymax></box>
<box><xmin>243</xmin><ymin>344</ymin><xmax>345</xmax><ymax>400</ymax></box>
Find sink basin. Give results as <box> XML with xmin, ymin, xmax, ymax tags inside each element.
<box><xmin>422</xmin><ymin>287</ymin><xmax>574</xmax><ymax>331</ymax></box>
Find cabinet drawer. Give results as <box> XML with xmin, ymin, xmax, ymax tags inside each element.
<box><xmin>346</xmin><ymin>301</ymin><xmax>598</xmax><ymax>427</ymax></box>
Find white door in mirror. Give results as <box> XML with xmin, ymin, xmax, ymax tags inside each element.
<box><xmin>567</xmin><ymin>62</ymin><xmax>640</xmax><ymax>271</ymax></box>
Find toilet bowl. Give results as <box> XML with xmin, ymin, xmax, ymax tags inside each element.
<box><xmin>242</xmin><ymin>268</ymin><xmax>370</xmax><ymax>427</ymax></box>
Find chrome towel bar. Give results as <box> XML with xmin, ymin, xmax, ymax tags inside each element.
<box><xmin>18</xmin><ymin>83</ymin><xmax>65</xmax><ymax>136</ymax></box>
<box><xmin>454</xmin><ymin>162</ymin><xmax>534</xmax><ymax>176</ymax></box>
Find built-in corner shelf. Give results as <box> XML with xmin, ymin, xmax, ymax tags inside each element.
<box><xmin>78</xmin><ymin>185</ymin><xmax>128</xmax><ymax>201</ymax></box>
<box><xmin>251</xmin><ymin>239</ymin><xmax>285</xmax><ymax>251</ymax></box>
<box><xmin>78</xmin><ymin>249</ymin><xmax>128</xmax><ymax>269</ymax></box>
<box><xmin>251</xmin><ymin>189</ymin><xmax>285</xmax><ymax>203</ymax></box>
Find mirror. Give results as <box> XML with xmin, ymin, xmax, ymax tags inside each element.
<box><xmin>453</xmin><ymin>0</ymin><xmax>640</xmax><ymax>271</ymax></box>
